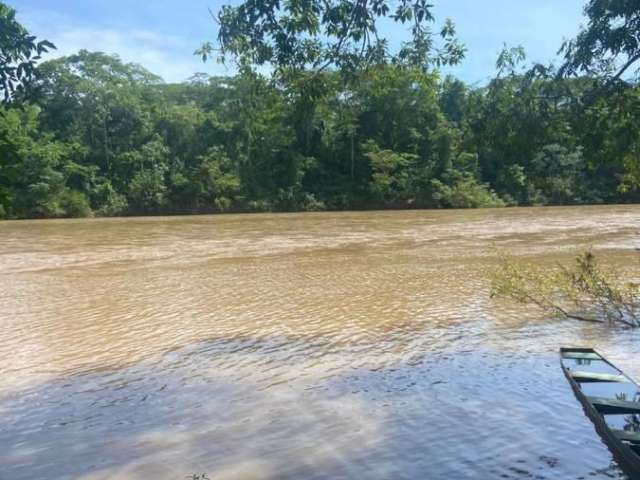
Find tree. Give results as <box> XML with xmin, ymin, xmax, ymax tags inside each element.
<box><xmin>126</xmin><ymin>136</ymin><xmax>170</xmax><ymax>213</ymax></box>
<box><xmin>0</xmin><ymin>2</ymin><xmax>55</xmax><ymax>101</ymax></box>
<box><xmin>529</xmin><ymin>144</ymin><xmax>587</xmax><ymax>204</ymax></box>
<box><xmin>559</xmin><ymin>1</ymin><xmax>640</xmax><ymax>85</ymax></box>
<box><xmin>36</xmin><ymin>51</ymin><xmax>160</xmax><ymax>202</ymax></box>
<box><xmin>200</xmin><ymin>0</ymin><xmax>465</xmax><ymax>77</ymax></box>
<box><xmin>363</xmin><ymin>139</ymin><xmax>417</xmax><ymax>205</ymax></box>
<box><xmin>0</xmin><ymin>104</ymin><xmax>83</xmax><ymax>218</ymax></box>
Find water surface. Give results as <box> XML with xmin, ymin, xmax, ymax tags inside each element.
<box><xmin>1</xmin><ymin>206</ymin><xmax>640</xmax><ymax>479</ymax></box>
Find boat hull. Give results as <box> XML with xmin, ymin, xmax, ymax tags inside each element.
<box><xmin>561</xmin><ymin>347</ymin><xmax>640</xmax><ymax>479</ymax></box>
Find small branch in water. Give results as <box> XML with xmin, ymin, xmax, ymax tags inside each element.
<box><xmin>490</xmin><ymin>250</ymin><xmax>640</xmax><ymax>328</ymax></box>
<box><xmin>565</xmin><ymin>313</ymin><xmax>604</xmax><ymax>324</ymax></box>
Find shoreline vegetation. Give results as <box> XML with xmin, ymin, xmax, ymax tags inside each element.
<box><xmin>2</xmin><ymin>57</ymin><xmax>639</xmax><ymax>221</ymax></box>
<box><xmin>2</xmin><ymin>1</ymin><xmax>640</xmax><ymax>220</ymax></box>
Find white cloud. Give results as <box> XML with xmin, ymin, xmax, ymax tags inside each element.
<box><xmin>17</xmin><ymin>7</ymin><xmax>231</xmax><ymax>83</ymax></box>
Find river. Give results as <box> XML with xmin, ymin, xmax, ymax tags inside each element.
<box><xmin>1</xmin><ymin>205</ymin><xmax>640</xmax><ymax>479</ymax></box>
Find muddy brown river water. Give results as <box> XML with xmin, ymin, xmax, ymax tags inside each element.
<box><xmin>1</xmin><ymin>206</ymin><xmax>640</xmax><ymax>479</ymax></box>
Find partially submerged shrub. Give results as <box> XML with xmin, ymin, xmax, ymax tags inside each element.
<box><xmin>491</xmin><ymin>251</ymin><xmax>640</xmax><ymax>327</ymax></box>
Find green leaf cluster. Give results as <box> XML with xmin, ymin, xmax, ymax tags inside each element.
<box><xmin>0</xmin><ymin>2</ymin><xmax>55</xmax><ymax>101</ymax></box>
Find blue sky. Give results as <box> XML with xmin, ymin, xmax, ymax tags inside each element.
<box><xmin>12</xmin><ymin>0</ymin><xmax>586</xmax><ymax>84</ymax></box>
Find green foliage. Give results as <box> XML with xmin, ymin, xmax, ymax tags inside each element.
<box><xmin>364</xmin><ymin>140</ymin><xmax>417</xmax><ymax>205</ymax></box>
<box><xmin>0</xmin><ymin>104</ymin><xmax>69</xmax><ymax>217</ymax></box>
<box><xmin>93</xmin><ymin>180</ymin><xmax>128</xmax><ymax>216</ymax></box>
<box><xmin>187</xmin><ymin>146</ymin><xmax>241</xmax><ymax>211</ymax></box>
<box><xmin>529</xmin><ymin>145</ymin><xmax>587</xmax><ymax>204</ymax></box>
<box><xmin>0</xmin><ymin>2</ymin><xmax>55</xmax><ymax>101</ymax></box>
<box><xmin>59</xmin><ymin>189</ymin><xmax>92</xmax><ymax>217</ymax></box>
<box><xmin>1</xmin><ymin>37</ymin><xmax>640</xmax><ymax>219</ymax></box>
<box><xmin>125</xmin><ymin>136</ymin><xmax>170</xmax><ymax>213</ymax></box>
<box><xmin>559</xmin><ymin>1</ymin><xmax>640</xmax><ymax>83</ymax></box>
<box><xmin>430</xmin><ymin>172</ymin><xmax>505</xmax><ymax>209</ymax></box>
<box><xmin>492</xmin><ymin>251</ymin><xmax>640</xmax><ymax>327</ymax></box>
<box><xmin>496</xmin><ymin>44</ymin><xmax>526</xmax><ymax>77</ymax></box>
<box><xmin>209</xmin><ymin>0</ymin><xmax>465</xmax><ymax>77</ymax></box>
<box><xmin>129</xmin><ymin>168</ymin><xmax>166</xmax><ymax>213</ymax></box>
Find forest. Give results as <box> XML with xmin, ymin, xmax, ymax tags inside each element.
<box><xmin>1</xmin><ymin>1</ymin><xmax>639</xmax><ymax>219</ymax></box>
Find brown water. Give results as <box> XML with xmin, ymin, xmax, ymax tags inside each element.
<box><xmin>1</xmin><ymin>206</ymin><xmax>640</xmax><ymax>480</ymax></box>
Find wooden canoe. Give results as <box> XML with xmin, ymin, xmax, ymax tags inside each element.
<box><xmin>561</xmin><ymin>347</ymin><xmax>640</xmax><ymax>478</ymax></box>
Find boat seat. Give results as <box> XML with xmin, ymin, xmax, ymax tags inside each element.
<box><xmin>613</xmin><ymin>429</ymin><xmax>640</xmax><ymax>443</ymax></box>
<box><xmin>561</xmin><ymin>351</ymin><xmax>601</xmax><ymax>361</ymax></box>
<box><xmin>570</xmin><ymin>371</ymin><xmax>628</xmax><ymax>383</ymax></box>
<box><xmin>587</xmin><ymin>396</ymin><xmax>640</xmax><ymax>414</ymax></box>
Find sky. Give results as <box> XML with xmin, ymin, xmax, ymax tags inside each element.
<box><xmin>12</xmin><ymin>0</ymin><xmax>586</xmax><ymax>85</ymax></box>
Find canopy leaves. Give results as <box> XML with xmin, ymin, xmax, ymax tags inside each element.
<box><xmin>200</xmin><ymin>0</ymin><xmax>465</xmax><ymax>77</ymax></box>
<box><xmin>559</xmin><ymin>0</ymin><xmax>640</xmax><ymax>84</ymax></box>
<box><xmin>0</xmin><ymin>2</ymin><xmax>55</xmax><ymax>102</ymax></box>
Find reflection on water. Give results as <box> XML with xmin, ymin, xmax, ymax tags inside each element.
<box><xmin>1</xmin><ymin>205</ymin><xmax>640</xmax><ymax>479</ymax></box>
<box><xmin>579</xmin><ymin>381</ymin><xmax>640</xmax><ymax>401</ymax></box>
<box><xmin>561</xmin><ymin>358</ymin><xmax>621</xmax><ymax>375</ymax></box>
<box><xmin>605</xmin><ymin>411</ymin><xmax>640</xmax><ymax>433</ymax></box>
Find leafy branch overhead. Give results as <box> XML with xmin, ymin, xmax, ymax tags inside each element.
<box><xmin>197</xmin><ymin>0</ymin><xmax>466</xmax><ymax>75</ymax></box>
<box><xmin>559</xmin><ymin>0</ymin><xmax>640</xmax><ymax>84</ymax></box>
<box><xmin>0</xmin><ymin>2</ymin><xmax>55</xmax><ymax>102</ymax></box>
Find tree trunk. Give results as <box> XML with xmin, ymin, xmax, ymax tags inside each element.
<box><xmin>350</xmin><ymin>133</ymin><xmax>355</xmax><ymax>180</ymax></box>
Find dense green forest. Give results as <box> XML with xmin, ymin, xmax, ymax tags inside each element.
<box><xmin>1</xmin><ymin>1</ymin><xmax>639</xmax><ymax>219</ymax></box>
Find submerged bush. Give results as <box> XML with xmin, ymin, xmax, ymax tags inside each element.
<box><xmin>491</xmin><ymin>251</ymin><xmax>640</xmax><ymax>327</ymax></box>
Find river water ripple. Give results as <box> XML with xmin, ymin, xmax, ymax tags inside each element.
<box><xmin>1</xmin><ymin>206</ymin><xmax>640</xmax><ymax>479</ymax></box>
